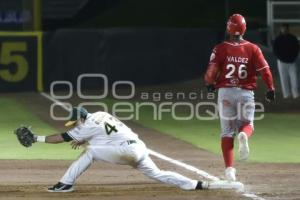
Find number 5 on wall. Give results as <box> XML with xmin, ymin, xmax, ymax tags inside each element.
<box><xmin>0</xmin><ymin>42</ymin><xmax>29</xmax><ymax>82</ymax></box>
<box><xmin>0</xmin><ymin>32</ymin><xmax>43</xmax><ymax>92</ymax></box>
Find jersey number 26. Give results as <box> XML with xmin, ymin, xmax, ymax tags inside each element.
<box><xmin>225</xmin><ymin>64</ymin><xmax>248</xmax><ymax>79</ymax></box>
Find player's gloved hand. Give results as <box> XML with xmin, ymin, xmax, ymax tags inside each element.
<box><xmin>206</xmin><ymin>84</ymin><xmax>216</xmax><ymax>92</ymax></box>
<box><xmin>14</xmin><ymin>126</ymin><xmax>36</xmax><ymax>147</ymax></box>
<box><xmin>265</xmin><ymin>90</ymin><xmax>275</xmax><ymax>102</ymax></box>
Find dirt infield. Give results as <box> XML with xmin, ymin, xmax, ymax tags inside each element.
<box><xmin>0</xmin><ymin>160</ymin><xmax>246</xmax><ymax>200</ymax></box>
<box><xmin>2</xmin><ymin>92</ymin><xmax>300</xmax><ymax>200</ymax></box>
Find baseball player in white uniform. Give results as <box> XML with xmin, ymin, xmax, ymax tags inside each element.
<box><xmin>32</xmin><ymin>107</ymin><xmax>242</xmax><ymax>192</ymax></box>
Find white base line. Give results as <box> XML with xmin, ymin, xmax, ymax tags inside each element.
<box><xmin>40</xmin><ymin>92</ymin><xmax>71</xmax><ymax>112</ymax></box>
<box><xmin>148</xmin><ymin>149</ymin><xmax>219</xmax><ymax>181</ymax></box>
<box><xmin>40</xmin><ymin>92</ymin><xmax>266</xmax><ymax>200</ymax></box>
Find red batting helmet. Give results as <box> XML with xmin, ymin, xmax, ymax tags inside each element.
<box><xmin>226</xmin><ymin>14</ymin><xmax>246</xmax><ymax>36</ymax></box>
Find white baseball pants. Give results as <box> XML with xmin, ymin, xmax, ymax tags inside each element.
<box><xmin>218</xmin><ymin>87</ymin><xmax>255</xmax><ymax>137</ymax></box>
<box><xmin>277</xmin><ymin>60</ymin><xmax>299</xmax><ymax>99</ymax></box>
<box><xmin>60</xmin><ymin>140</ymin><xmax>198</xmax><ymax>190</ymax></box>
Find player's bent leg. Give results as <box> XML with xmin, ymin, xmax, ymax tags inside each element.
<box><xmin>60</xmin><ymin>150</ymin><xmax>93</xmax><ymax>185</ymax></box>
<box><xmin>238</xmin><ymin>90</ymin><xmax>255</xmax><ymax>161</ymax></box>
<box><xmin>239</xmin><ymin>123</ymin><xmax>253</xmax><ymax>138</ymax></box>
<box><xmin>48</xmin><ymin>149</ymin><xmax>94</xmax><ymax>192</ymax></box>
<box><xmin>238</xmin><ymin>124</ymin><xmax>252</xmax><ymax>161</ymax></box>
<box><xmin>136</xmin><ymin>156</ymin><xmax>200</xmax><ymax>190</ymax></box>
<box><xmin>237</xmin><ymin>131</ymin><xmax>250</xmax><ymax>161</ymax></box>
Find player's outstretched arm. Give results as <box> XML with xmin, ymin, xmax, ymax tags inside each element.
<box><xmin>41</xmin><ymin>134</ymin><xmax>65</xmax><ymax>144</ymax></box>
<box><xmin>35</xmin><ymin>132</ymin><xmax>74</xmax><ymax>144</ymax></box>
<box><xmin>14</xmin><ymin>127</ymin><xmax>71</xmax><ymax>147</ymax></box>
<box><xmin>14</xmin><ymin>126</ymin><xmax>73</xmax><ymax>147</ymax></box>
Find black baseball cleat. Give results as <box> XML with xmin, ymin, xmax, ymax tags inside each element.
<box><xmin>47</xmin><ymin>182</ymin><xmax>74</xmax><ymax>193</ymax></box>
<box><xmin>195</xmin><ymin>181</ymin><xmax>205</xmax><ymax>190</ymax></box>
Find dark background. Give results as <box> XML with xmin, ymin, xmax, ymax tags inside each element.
<box><xmin>0</xmin><ymin>0</ymin><xmax>283</xmax><ymax>91</ymax></box>
<box><xmin>41</xmin><ymin>0</ymin><xmax>267</xmax><ymax>30</ymax></box>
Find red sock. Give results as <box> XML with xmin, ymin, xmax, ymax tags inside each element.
<box><xmin>221</xmin><ymin>137</ymin><xmax>234</xmax><ymax>168</ymax></box>
<box><xmin>239</xmin><ymin>124</ymin><xmax>253</xmax><ymax>138</ymax></box>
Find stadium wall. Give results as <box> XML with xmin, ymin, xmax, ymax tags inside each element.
<box><xmin>42</xmin><ymin>28</ymin><xmax>220</xmax><ymax>90</ymax></box>
<box><xmin>0</xmin><ymin>29</ymin><xmax>269</xmax><ymax>92</ymax></box>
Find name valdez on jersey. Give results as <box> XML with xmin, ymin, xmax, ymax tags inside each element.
<box><xmin>227</xmin><ymin>56</ymin><xmax>248</xmax><ymax>64</ymax></box>
<box><xmin>206</xmin><ymin>40</ymin><xmax>272</xmax><ymax>90</ymax></box>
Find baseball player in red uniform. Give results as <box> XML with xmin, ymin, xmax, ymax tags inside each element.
<box><xmin>204</xmin><ymin>14</ymin><xmax>275</xmax><ymax>181</ymax></box>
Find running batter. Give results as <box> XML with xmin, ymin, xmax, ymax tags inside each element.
<box><xmin>204</xmin><ymin>14</ymin><xmax>275</xmax><ymax>181</ymax></box>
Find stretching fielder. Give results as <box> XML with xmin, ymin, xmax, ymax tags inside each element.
<box><xmin>15</xmin><ymin>107</ymin><xmax>242</xmax><ymax>192</ymax></box>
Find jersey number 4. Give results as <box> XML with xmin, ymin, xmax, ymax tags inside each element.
<box><xmin>225</xmin><ymin>64</ymin><xmax>248</xmax><ymax>79</ymax></box>
<box><xmin>104</xmin><ymin>122</ymin><xmax>118</xmax><ymax>135</ymax></box>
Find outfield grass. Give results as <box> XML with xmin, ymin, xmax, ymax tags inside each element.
<box><xmin>0</xmin><ymin>97</ymin><xmax>81</xmax><ymax>160</ymax></box>
<box><xmin>132</xmin><ymin>105</ymin><xmax>300</xmax><ymax>163</ymax></box>
<box><xmin>1</xmin><ymin>96</ymin><xmax>299</xmax><ymax>163</ymax></box>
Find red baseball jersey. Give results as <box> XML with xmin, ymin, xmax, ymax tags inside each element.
<box><xmin>208</xmin><ymin>40</ymin><xmax>269</xmax><ymax>90</ymax></box>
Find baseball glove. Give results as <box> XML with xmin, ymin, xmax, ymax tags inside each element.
<box><xmin>266</xmin><ymin>90</ymin><xmax>275</xmax><ymax>102</ymax></box>
<box><xmin>14</xmin><ymin>126</ymin><xmax>36</xmax><ymax>147</ymax></box>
